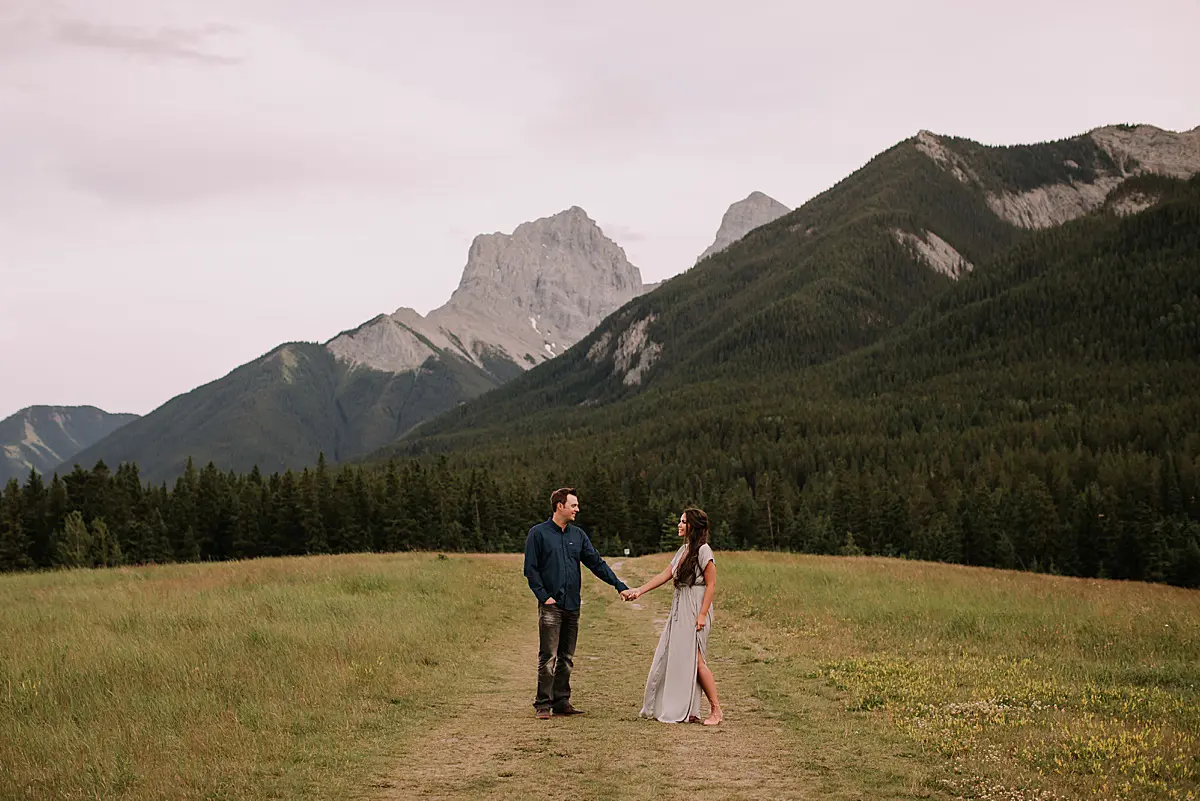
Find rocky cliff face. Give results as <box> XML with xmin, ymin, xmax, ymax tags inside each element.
<box><xmin>696</xmin><ymin>191</ymin><xmax>791</xmax><ymax>263</ymax></box>
<box><xmin>326</xmin><ymin>206</ymin><xmax>648</xmax><ymax>377</ymax></box>
<box><xmin>1091</xmin><ymin>125</ymin><xmax>1200</xmax><ymax>178</ymax></box>
<box><xmin>917</xmin><ymin>124</ymin><xmax>1200</xmax><ymax>229</ymax></box>
<box><xmin>891</xmin><ymin>229</ymin><xmax>974</xmax><ymax>279</ymax></box>
<box><xmin>432</xmin><ymin>206</ymin><xmax>645</xmax><ymax>365</ymax></box>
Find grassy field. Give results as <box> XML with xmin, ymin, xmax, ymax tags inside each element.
<box><xmin>1</xmin><ymin>552</ymin><xmax>1197</xmax><ymax>800</ymax></box>
<box><xmin>0</xmin><ymin>554</ymin><xmax>523</xmax><ymax>799</ymax></box>
<box><xmin>718</xmin><ymin>555</ymin><xmax>1200</xmax><ymax>801</ymax></box>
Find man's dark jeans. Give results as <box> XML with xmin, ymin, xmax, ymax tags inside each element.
<box><xmin>534</xmin><ymin>603</ymin><xmax>579</xmax><ymax>712</ymax></box>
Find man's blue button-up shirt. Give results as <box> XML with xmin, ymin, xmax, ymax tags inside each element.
<box><xmin>523</xmin><ymin>518</ymin><xmax>628</xmax><ymax>610</ymax></box>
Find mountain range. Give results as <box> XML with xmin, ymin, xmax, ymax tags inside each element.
<box><xmin>388</xmin><ymin>123</ymin><xmax>1200</xmax><ymax>455</ymax></box>
<box><xmin>34</xmin><ymin>122</ymin><xmax>1200</xmax><ymax>488</ymax></box>
<box><xmin>56</xmin><ymin>195</ymin><xmax>787</xmax><ymax>481</ymax></box>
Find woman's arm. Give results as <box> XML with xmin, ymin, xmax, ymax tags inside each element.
<box><xmin>632</xmin><ymin>564</ymin><xmax>674</xmax><ymax>597</ymax></box>
<box><xmin>696</xmin><ymin>561</ymin><xmax>716</xmax><ymax>629</ymax></box>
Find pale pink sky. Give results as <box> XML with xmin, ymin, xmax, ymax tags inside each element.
<box><xmin>2</xmin><ymin>0</ymin><xmax>1198</xmax><ymax>419</ymax></box>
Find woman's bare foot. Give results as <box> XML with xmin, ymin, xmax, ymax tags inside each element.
<box><xmin>702</xmin><ymin>708</ymin><xmax>723</xmax><ymax>726</ymax></box>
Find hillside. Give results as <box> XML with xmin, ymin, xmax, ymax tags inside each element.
<box><xmin>384</xmin><ymin>127</ymin><xmax>1199</xmax><ymax>453</ymax></box>
<box><xmin>58</xmin><ymin>341</ymin><xmax>497</xmax><ymax>480</ymax></box>
<box><xmin>393</xmin><ymin>124</ymin><xmax>1199</xmax><ymax>447</ymax></box>
<box><xmin>0</xmin><ymin>406</ymin><xmax>137</xmax><ymax>483</ymax></box>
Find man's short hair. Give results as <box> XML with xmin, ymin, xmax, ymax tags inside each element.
<box><xmin>550</xmin><ymin>487</ymin><xmax>577</xmax><ymax>512</ymax></box>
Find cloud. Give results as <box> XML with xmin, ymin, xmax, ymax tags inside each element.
<box><xmin>54</xmin><ymin>20</ymin><xmax>241</xmax><ymax>64</ymax></box>
<box><xmin>0</xmin><ymin>4</ymin><xmax>510</xmax><ymax>204</ymax></box>
<box><xmin>59</xmin><ymin>130</ymin><xmax>432</xmax><ymax>204</ymax></box>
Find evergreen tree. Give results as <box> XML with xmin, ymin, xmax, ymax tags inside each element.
<box><xmin>378</xmin><ymin>460</ymin><xmax>410</xmax><ymax>551</ymax></box>
<box><xmin>1170</xmin><ymin>523</ymin><xmax>1200</xmax><ymax>588</ymax></box>
<box><xmin>231</xmin><ymin>481</ymin><xmax>262</xmax><ymax>559</ymax></box>
<box><xmin>169</xmin><ymin>459</ymin><xmax>199</xmax><ymax>558</ymax></box>
<box><xmin>144</xmin><ymin>509</ymin><xmax>174</xmax><ymax>564</ymax></box>
<box><xmin>314</xmin><ymin>453</ymin><xmax>340</xmax><ymax>551</ymax></box>
<box><xmin>839</xmin><ymin>530</ymin><xmax>865</xmax><ymax>557</ymax></box>
<box><xmin>300</xmin><ymin>469</ymin><xmax>329</xmax><ymax>554</ymax></box>
<box><xmin>0</xmin><ymin>479</ymin><xmax>33</xmax><ymax>571</ymax></box>
<box><xmin>269</xmin><ymin>471</ymin><xmax>302</xmax><ymax>556</ymax></box>
<box><xmin>657</xmin><ymin>514</ymin><xmax>681</xmax><ymax>554</ymax></box>
<box><xmin>43</xmin><ymin>474</ymin><xmax>70</xmax><ymax>567</ymax></box>
<box><xmin>20</xmin><ymin>469</ymin><xmax>50</xmax><ymax>567</ymax></box>
<box><xmin>196</xmin><ymin>462</ymin><xmax>232</xmax><ymax>559</ymax></box>
<box><xmin>88</xmin><ymin>518</ymin><xmax>121</xmax><ymax>568</ymax></box>
<box><xmin>56</xmin><ymin>511</ymin><xmax>91</xmax><ymax>569</ymax></box>
<box><xmin>960</xmin><ymin>483</ymin><xmax>998</xmax><ymax>567</ymax></box>
<box><xmin>177</xmin><ymin>524</ymin><xmax>202</xmax><ymax>563</ymax></box>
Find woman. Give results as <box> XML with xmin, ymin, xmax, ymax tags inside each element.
<box><xmin>626</xmin><ymin>507</ymin><xmax>723</xmax><ymax>725</ymax></box>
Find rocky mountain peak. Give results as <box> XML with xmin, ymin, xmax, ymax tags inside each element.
<box><xmin>430</xmin><ymin>206</ymin><xmax>645</xmax><ymax>365</ymax></box>
<box><xmin>696</xmin><ymin>191</ymin><xmax>791</xmax><ymax>263</ymax></box>
<box><xmin>326</xmin><ymin>206</ymin><xmax>649</xmax><ymax>376</ymax></box>
<box><xmin>452</xmin><ymin>206</ymin><xmax>641</xmax><ymax>305</ymax></box>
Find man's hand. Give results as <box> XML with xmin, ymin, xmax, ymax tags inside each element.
<box><xmin>695</xmin><ymin>612</ymin><xmax>707</xmax><ymax>630</ymax></box>
<box><xmin>544</xmin><ymin>597</ymin><xmax>557</xmax><ymax>605</ymax></box>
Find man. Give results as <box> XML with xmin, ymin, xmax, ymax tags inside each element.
<box><xmin>523</xmin><ymin>487</ymin><xmax>631</xmax><ymax>719</ymax></box>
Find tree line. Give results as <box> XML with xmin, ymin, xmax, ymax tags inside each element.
<box><xmin>3</xmin><ymin>431</ymin><xmax>1198</xmax><ymax>589</ymax></box>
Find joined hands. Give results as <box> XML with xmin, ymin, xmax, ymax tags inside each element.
<box><xmin>620</xmin><ymin>589</ymin><xmax>641</xmax><ymax>601</ymax></box>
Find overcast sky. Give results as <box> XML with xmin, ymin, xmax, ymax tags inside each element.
<box><xmin>2</xmin><ymin>0</ymin><xmax>1197</xmax><ymax>420</ymax></box>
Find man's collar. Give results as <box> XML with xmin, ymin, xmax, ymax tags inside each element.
<box><xmin>548</xmin><ymin>516</ymin><xmax>570</xmax><ymax>533</ymax></box>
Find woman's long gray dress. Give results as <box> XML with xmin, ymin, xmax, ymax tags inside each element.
<box><xmin>639</xmin><ymin>543</ymin><xmax>715</xmax><ymax>723</ymax></box>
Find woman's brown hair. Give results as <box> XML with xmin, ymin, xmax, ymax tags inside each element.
<box><xmin>673</xmin><ymin>507</ymin><xmax>710</xmax><ymax>588</ymax></box>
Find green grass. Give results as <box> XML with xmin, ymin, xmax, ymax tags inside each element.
<box><xmin>718</xmin><ymin>554</ymin><xmax>1200</xmax><ymax>800</ymax></box>
<box><xmin>0</xmin><ymin>554</ymin><xmax>522</xmax><ymax>800</ymax></box>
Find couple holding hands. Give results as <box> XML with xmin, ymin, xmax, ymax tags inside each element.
<box><xmin>523</xmin><ymin>487</ymin><xmax>723</xmax><ymax>726</ymax></box>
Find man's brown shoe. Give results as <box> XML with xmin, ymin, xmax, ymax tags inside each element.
<box><xmin>553</xmin><ymin>704</ymin><xmax>585</xmax><ymax>716</ymax></box>
<box><xmin>535</xmin><ymin>708</ymin><xmax>552</xmax><ymax>719</ymax></box>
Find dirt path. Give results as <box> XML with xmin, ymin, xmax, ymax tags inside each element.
<box><xmin>371</xmin><ymin>559</ymin><xmax>813</xmax><ymax>800</ymax></box>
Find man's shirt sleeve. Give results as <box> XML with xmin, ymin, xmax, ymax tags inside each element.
<box><xmin>579</xmin><ymin>532</ymin><xmax>629</xmax><ymax>592</ymax></box>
